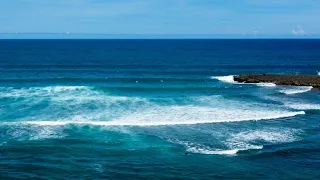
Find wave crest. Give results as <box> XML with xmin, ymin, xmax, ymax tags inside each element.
<box><xmin>2</xmin><ymin>108</ymin><xmax>304</xmax><ymax>127</ymax></box>
<box><xmin>211</xmin><ymin>75</ymin><xmax>236</xmax><ymax>83</ymax></box>
<box><xmin>212</xmin><ymin>75</ymin><xmax>276</xmax><ymax>87</ymax></box>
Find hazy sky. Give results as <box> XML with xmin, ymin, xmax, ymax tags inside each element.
<box><xmin>1</xmin><ymin>0</ymin><xmax>320</xmax><ymax>36</ymax></box>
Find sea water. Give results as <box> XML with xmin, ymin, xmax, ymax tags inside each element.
<box><xmin>0</xmin><ymin>39</ymin><xmax>320</xmax><ymax>179</ymax></box>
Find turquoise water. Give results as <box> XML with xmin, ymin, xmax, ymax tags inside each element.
<box><xmin>1</xmin><ymin>40</ymin><xmax>320</xmax><ymax>179</ymax></box>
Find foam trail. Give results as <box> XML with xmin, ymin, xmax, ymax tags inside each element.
<box><xmin>279</xmin><ymin>86</ymin><xmax>312</xmax><ymax>95</ymax></box>
<box><xmin>176</xmin><ymin>140</ymin><xmax>263</xmax><ymax>155</ymax></box>
<box><xmin>187</xmin><ymin>146</ymin><xmax>263</xmax><ymax>155</ymax></box>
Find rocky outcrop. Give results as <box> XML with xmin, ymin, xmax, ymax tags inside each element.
<box><xmin>234</xmin><ymin>74</ymin><xmax>320</xmax><ymax>88</ymax></box>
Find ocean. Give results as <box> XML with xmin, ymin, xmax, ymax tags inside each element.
<box><xmin>0</xmin><ymin>39</ymin><xmax>320</xmax><ymax>179</ymax></box>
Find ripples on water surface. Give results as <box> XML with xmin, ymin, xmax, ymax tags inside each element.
<box><xmin>1</xmin><ymin>40</ymin><xmax>320</xmax><ymax>179</ymax></box>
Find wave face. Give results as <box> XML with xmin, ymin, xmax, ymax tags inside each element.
<box><xmin>1</xmin><ymin>40</ymin><xmax>320</xmax><ymax>179</ymax></box>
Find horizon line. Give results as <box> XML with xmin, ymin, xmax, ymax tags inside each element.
<box><xmin>1</xmin><ymin>33</ymin><xmax>320</xmax><ymax>40</ymax></box>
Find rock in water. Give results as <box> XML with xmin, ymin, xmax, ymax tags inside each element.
<box><xmin>234</xmin><ymin>74</ymin><xmax>320</xmax><ymax>88</ymax></box>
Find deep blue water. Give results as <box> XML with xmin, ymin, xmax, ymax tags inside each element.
<box><xmin>0</xmin><ymin>39</ymin><xmax>320</xmax><ymax>179</ymax></box>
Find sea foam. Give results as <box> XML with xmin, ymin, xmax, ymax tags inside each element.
<box><xmin>182</xmin><ymin>128</ymin><xmax>301</xmax><ymax>155</ymax></box>
<box><xmin>256</xmin><ymin>83</ymin><xmax>277</xmax><ymax>87</ymax></box>
<box><xmin>284</xmin><ymin>103</ymin><xmax>320</xmax><ymax>110</ymax></box>
<box><xmin>0</xmin><ymin>86</ymin><xmax>306</xmax><ymax>127</ymax></box>
<box><xmin>229</xmin><ymin>128</ymin><xmax>302</xmax><ymax>144</ymax></box>
<box><xmin>186</xmin><ymin>145</ymin><xmax>263</xmax><ymax>155</ymax></box>
<box><xmin>211</xmin><ymin>75</ymin><xmax>236</xmax><ymax>83</ymax></box>
<box><xmin>0</xmin><ymin>86</ymin><xmax>91</xmax><ymax>98</ymax></box>
<box><xmin>4</xmin><ymin>108</ymin><xmax>304</xmax><ymax>127</ymax></box>
<box><xmin>212</xmin><ymin>75</ymin><xmax>276</xmax><ymax>87</ymax></box>
<box><xmin>279</xmin><ymin>86</ymin><xmax>312</xmax><ymax>95</ymax></box>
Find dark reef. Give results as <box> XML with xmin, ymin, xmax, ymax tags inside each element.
<box><xmin>234</xmin><ymin>74</ymin><xmax>320</xmax><ymax>88</ymax></box>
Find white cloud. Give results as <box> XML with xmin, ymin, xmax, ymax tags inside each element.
<box><xmin>292</xmin><ymin>25</ymin><xmax>306</xmax><ymax>35</ymax></box>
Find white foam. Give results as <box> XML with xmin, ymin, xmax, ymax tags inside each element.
<box><xmin>187</xmin><ymin>146</ymin><xmax>263</xmax><ymax>155</ymax></box>
<box><xmin>171</xmin><ymin>128</ymin><xmax>301</xmax><ymax>155</ymax></box>
<box><xmin>0</xmin><ymin>86</ymin><xmax>91</xmax><ymax>98</ymax></box>
<box><xmin>0</xmin><ymin>86</ymin><xmax>147</xmax><ymax>119</ymax></box>
<box><xmin>2</xmin><ymin>125</ymin><xmax>65</xmax><ymax>141</ymax></box>
<box><xmin>212</xmin><ymin>75</ymin><xmax>276</xmax><ymax>87</ymax></box>
<box><xmin>264</xmin><ymin>95</ymin><xmax>320</xmax><ymax>111</ymax></box>
<box><xmin>211</xmin><ymin>75</ymin><xmax>236</xmax><ymax>83</ymax></box>
<box><xmin>5</xmin><ymin>107</ymin><xmax>304</xmax><ymax>127</ymax></box>
<box><xmin>229</xmin><ymin>128</ymin><xmax>301</xmax><ymax>144</ymax></box>
<box><xmin>279</xmin><ymin>86</ymin><xmax>312</xmax><ymax>95</ymax></box>
<box><xmin>284</xmin><ymin>103</ymin><xmax>320</xmax><ymax>110</ymax></box>
<box><xmin>175</xmin><ymin>140</ymin><xmax>262</xmax><ymax>155</ymax></box>
<box><xmin>0</xmin><ymin>86</ymin><xmax>306</xmax><ymax>127</ymax></box>
<box><xmin>318</xmin><ymin>71</ymin><xmax>320</xmax><ymax>76</ymax></box>
<box><xmin>42</xmin><ymin>86</ymin><xmax>89</xmax><ymax>93</ymax></box>
<box><xmin>187</xmin><ymin>146</ymin><xmax>237</xmax><ymax>155</ymax></box>
<box><xmin>213</xmin><ymin>128</ymin><xmax>303</xmax><ymax>155</ymax></box>
<box><xmin>256</xmin><ymin>83</ymin><xmax>277</xmax><ymax>87</ymax></box>
<box><xmin>123</xmin><ymin>106</ymin><xmax>305</xmax><ymax>126</ymax></box>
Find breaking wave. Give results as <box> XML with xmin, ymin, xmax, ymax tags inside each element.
<box><xmin>0</xmin><ymin>86</ymin><xmax>306</xmax><ymax>127</ymax></box>
<box><xmin>1</xmin><ymin>107</ymin><xmax>305</xmax><ymax>127</ymax></box>
<box><xmin>212</xmin><ymin>75</ymin><xmax>276</xmax><ymax>87</ymax></box>
<box><xmin>211</xmin><ymin>75</ymin><xmax>236</xmax><ymax>83</ymax></box>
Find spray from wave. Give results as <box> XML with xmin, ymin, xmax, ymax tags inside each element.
<box><xmin>211</xmin><ymin>75</ymin><xmax>236</xmax><ymax>83</ymax></box>
<box><xmin>211</xmin><ymin>75</ymin><xmax>276</xmax><ymax>87</ymax></box>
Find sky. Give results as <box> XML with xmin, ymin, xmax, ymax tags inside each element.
<box><xmin>0</xmin><ymin>0</ymin><xmax>320</xmax><ymax>38</ymax></box>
